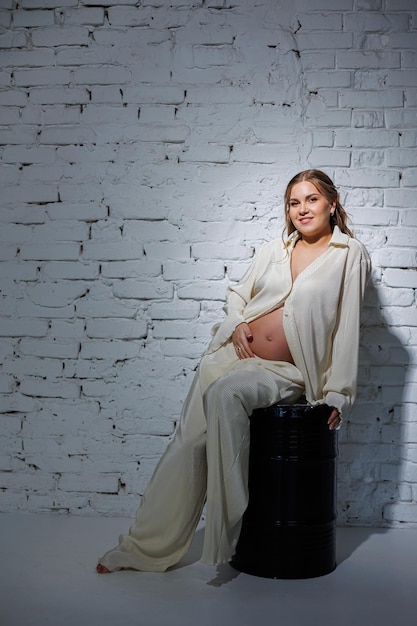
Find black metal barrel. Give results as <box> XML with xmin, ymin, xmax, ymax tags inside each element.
<box><xmin>230</xmin><ymin>403</ymin><xmax>338</xmax><ymax>579</ymax></box>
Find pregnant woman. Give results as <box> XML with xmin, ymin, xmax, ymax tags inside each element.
<box><xmin>97</xmin><ymin>168</ymin><xmax>370</xmax><ymax>573</ymax></box>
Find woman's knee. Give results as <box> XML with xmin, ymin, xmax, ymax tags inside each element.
<box><xmin>203</xmin><ymin>372</ymin><xmax>251</xmax><ymax>420</ymax></box>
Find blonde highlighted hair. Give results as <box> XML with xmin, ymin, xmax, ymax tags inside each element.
<box><xmin>284</xmin><ymin>169</ymin><xmax>354</xmax><ymax>238</ymax></box>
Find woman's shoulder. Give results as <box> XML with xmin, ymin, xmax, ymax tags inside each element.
<box><xmin>248</xmin><ymin>238</ymin><xmax>288</xmax><ymax>269</ymax></box>
<box><xmin>332</xmin><ymin>226</ymin><xmax>369</xmax><ymax>259</ymax></box>
<box><xmin>254</xmin><ymin>236</ymin><xmax>287</xmax><ymax>259</ymax></box>
<box><xmin>346</xmin><ymin>235</ymin><xmax>370</xmax><ymax>260</ymax></box>
<box><xmin>345</xmin><ymin>234</ymin><xmax>371</xmax><ymax>277</ymax></box>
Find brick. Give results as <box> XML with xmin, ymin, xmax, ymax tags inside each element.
<box><xmin>375</xmin><ymin>248</ymin><xmax>417</xmax><ymax>268</ymax></box>
<box><xmin>0</xmin><ymin>164</ymin><xmax>19</xmax><ymax>184</ymax></box>
<box><xmin>31</xmin><ymin>27</ymin><xmax>89</xmax><ymax>47</ymax></box>
<box><xmin>29</xmin><ymin>87</ymin><xmax>90</xmax><ymax>105</ymax></box>
<box><xmin>231</xmin><ymin>143</ymin><xmax>297</xmax><ymax>164</ymax></box>
<box><xmin>0</xmin><ymin>262</ymin><xmax>38</xmax><ymax>281</ymax></box>
<box><xmin>14</xmin><ymin>68</ymin><xmax>71</xmax><ymax>87</ymax></box>
<box><xmin>0</xmin><ymin>375</ymin><xmax>16</xmax><ymax>393</ymax></box>
<box><xmin>384</xmin><ymin>502</ymin><xmax>417</xmax><ymax>523</ymax></box>
<box><xmin>39</xmin><ymin>125</ymin><xmax>98</xmax><ymax>145</ymax></box>
<box><xmin>405</xmin><ymin>89</ymin><xmax>417</xmax><ymax>107</ymax></box>
<box><xmin>31</xmin><ymin>221</ymin><xmax>88</xmax><ymax>243</ymax></box>
<box><xmin>50</xmin><ymin>320</ymin><xmax>85</xmax><ymax>339</ymax></box>
<box><xmin>0</xmin><ymin>320</ymin><xmax>48</xmax><ymax>337</ymax></box>
<box><xmin>352</xmin><ymin>110</ymin><xmax>384</xmax><ymax>128</ymax></box>
<box><xmin>82</xmin><ymin>242</ymin><xmax>144</xmax><ymax>261</ymax></box>
<box><xmin>150</xmin><ymin>301</ymin><xmax>200</xmax><ymax>320</ymax></box>
<box><xmin>389</xmin><ymin>33</ymin><xmax>417</xmax><ymax>48</ymax></box>
<box><xmin>75</xmin><ymin>298</ymin><xmax>137</xmax><ymax>319</ymax></box>
<box><xmin>0</xmin><ymin>9</ymin><xmax>12</xmax><ymax>27</ymax></box>
<box><xmin>297</xmin><ymin>32</ymin><xmax>353</xmax><ymax>50</ymax></box>
<box><xmin>345</xmin><ymin>12</ymin><xmax>409</xmax><ymax>32</ymax></box>
<box><xmin>2</xmin><ymin>146</ymin><xmax>57</xmax><ymax>164</ymax></box>
<box><xmin>20</xmin><ymin>243</ymin><xmax>80</xmax><ymax>261</ymax></box>
<box><xmin>336</xmin><ymin>168</ymin><xmax>400</xmax><ymax>188</ymax></box>
<box><xmin>21</xmin><ymin>0</ymin><xmax>77</xmax><ymax>5</ymax></box>
<box><xmin>351</xmin><ymin>149</ymin><xmax>385</xmax><ymax>168</ymax></box>
<box><xmin>22</xmin><ymin>104</ymin><xmax>80</xmax><ymax>125</ymax></box>
<box><xmin>101</xmin><ymin>260</ymin><xmax>161</xmax><ymax>279</ymax></box>
<box><xmin>0</xmin><ymin>245</ymin><xmax>17</xmax><ymax>261</ymax></box>
<box><xmin>58</xmin><ymin>7</ymin><xmax>105</xmax><ymax>26</ymax></box>
<box><xmin>402</xmin><ymin>210</ymin><xmax>417</xmax><ymax>227</ymax></box>
<box><xmin>0</xmin><ymin>30</ymin><xmax>26</xmax><ymax>48</ymax></box>
<box><xmin>192</xmin><ymin>242</ymin><xmax>252</xmax><ymax>261</ymax></box>
<box><xmin>163</xmin><ymin>260</ymin><xmax>224</xmax><ymax>281</ymax></box>
<box><xmin>384</xmin><ymin>269</ymin><xmax>417</xmax><ymax>289</ymax></box>
<box><xmin>0</xmin><ymin>89</ymin><xmax>25</xmax><ymax>107</ymax></box>
<box><xmin>5</xmin><ymin>356</ymin><xmax>63</xmax><ymax>379</ymax></box>
<box><xmin>79</xmin><ymin>340</ymin><xmax>142</xmax><ymax>360</ymax></box>
<box><xmin>144</xmin><ymin>243</ymin><xmax>190</xmax><ymax>260</ymax></box>
<box><xmin>113</xmin><ymin>278</ymin><xmax>174</xmax><ymax>300</ymax></box>
<box><xmin>339</xmin><ymin>90</ymin><xmax>403</xmax><ymax>109</ymax></box>
<box><xmin>0</xmin><ymin>126</ymin><xmax>37</xmax><ymax>146</ymax></box>
<box><xmin>305</xmin><ymin>104</ymin><xmax>352</xmax><ymax>127</ymax></box>
<box><xmin>0</xmin><ymin>107</ymin><xmax>20</xmax><ymax>124</ymax></box>
<box><xmin>337</xmin><ymin>50</ymin><xmax>401</xmax><ymax>69</ymax></box>
<box><xmin>386</xmin><ymin>148</ymin><xmax>417</xmax><ymax>167</ymax></box>
<box><xmin>308</xmin><ymin>148</ymin><xmax>351</xmax><ymax>167</ymax></box>
<box><xmin>179</xmin><ymin>144</ymin><xmax>230</xmax><ymax>164</ymax></box>
<box><xmin>46</xmin><ymin>202</ymin><xmax>108</xmax><ymax>221</ymax></box>
<box><xmin>41</xmin><ymin>262</ymin><xmax>98</xmax><ymax>281</ymax></box>
<box><xmin>26</xmin><ymin>282</ymin><xmax>88</xmax><ymax>307</ymax></box>
<box><xmin>402</xmin><ymin>169</ymin><xmax>417</xmax><ymax>187</ymax></box>
<box><xmin>0</xmin><ymin>49</ymin><xmax>55</xmax><ymax>67</ymax></box>
<box><xmin>385</xmin><ymin>189</ymin><xmax>417</xmax><ymax>207</ymax></box>
<box><xmin>386</xmin><ymin>109</ymin><xmax>417</xmax><ymax>129</ymax></box>
<box><xmin>12</xmin><ymin>9</ymin><xmax>55</xmax><ymax>27</ymax></box>
<box><xmin>377</xmin><ymin>288</ymin><xmax>414</xmax><ymax>307</ymax></box>
<box><xmin>386</xmin><ymin>0</ymin><xmax>417</xmax><ymax>8</ymax></box>
<box><xmin>0</xmin><ymin>393</ymin><xmax>36</xmax><ymax>413</ymax></box>
<box><xmin>86</xmin><ymin>319</ymin><xmax>147</xmax><ymax>340</ymax></box>
<box><xmin>20</xmin><ymin>378</ymin><xmax>80</xmax><ymax>399</ymax></box>
<box><xmin>73</xmin><ymin>67</ymin><xmax>132</xmax><ymax>85</ymax></box>
<box><xmin>402</xmin><ymin>51</ymin><xmax>417</xmax><ymax>68</ymax></box>
<box><xmin>177</xmin><ymin>281</ymin><xmax>227</xmax><ymax>301</ymax></box>
<box><xmin>300</xmin><ymin>51</ymin><xmax>335</xmax><ymax>71</ymax></box>
<box><xmin>18</xmin><ymin>339</ymin><xmax>80</xmax><ymax>359</ymax></box>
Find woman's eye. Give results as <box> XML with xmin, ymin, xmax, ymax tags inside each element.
<box><xmin>309</xmin><ymin>197</ymin><xmax>317</xmax><ymax>202</ymax></box>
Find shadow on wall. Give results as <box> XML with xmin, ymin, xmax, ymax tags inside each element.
<box><xmin>338</xmin><ymin>281</ymin><xmax>409</xmax><ymax>528</ymax></box>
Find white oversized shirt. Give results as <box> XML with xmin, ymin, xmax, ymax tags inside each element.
<box><xmin>206</xmin><ymin>226</ymin><xmax>371</xmax><ymax>417</ymax></box>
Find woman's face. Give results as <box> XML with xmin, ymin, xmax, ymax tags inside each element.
<box><xmin>288</xmin><ymin>181</ymin><xmax>335</xmax><ymax>241</ymax></box>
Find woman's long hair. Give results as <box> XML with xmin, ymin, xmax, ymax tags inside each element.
<box><xmin>284</xmin><ymin>169</ymin><xmax>354</xmax><ymax>238</ymax></box>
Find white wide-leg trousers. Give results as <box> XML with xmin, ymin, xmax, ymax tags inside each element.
<box><xmin>98</xmin><ymin>345</ymin><xmax>304</xmax><ymax>572</ymax></box>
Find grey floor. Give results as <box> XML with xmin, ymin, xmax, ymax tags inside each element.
<box><xmin>1</xmin><ymin>512</ymin><xmax>416</xmax><ymax>626</ymax></box>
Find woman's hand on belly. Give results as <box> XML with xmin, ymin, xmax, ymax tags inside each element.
<box><xmin>232</xmin><ymin>322</ymin><xmax>255</xmax><ymax>359</ymax></box>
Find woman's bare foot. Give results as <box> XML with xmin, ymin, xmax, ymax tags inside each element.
<box><xmin>96</xmin><ymin>563</ymin><xmax>111</xmax><ymax>574</ymax></box>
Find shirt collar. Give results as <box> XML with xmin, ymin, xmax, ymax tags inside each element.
<box><xmin>284</xmin><ymin>225</ymin><xmax>350</xmax><ymax>249</ymax></box>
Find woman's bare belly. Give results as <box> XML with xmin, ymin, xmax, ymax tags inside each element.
<box><xmin>247</xmin><ymin>307</ymin><xmax>294</xmax><ymax>363</ymax></box>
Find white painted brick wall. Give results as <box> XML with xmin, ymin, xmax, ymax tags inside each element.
<box><xmin>0</xmin><ymin>0</ymin><xmax>416</xmax><ymax>528</ymax></box>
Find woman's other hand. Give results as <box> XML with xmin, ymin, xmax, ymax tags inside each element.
<box><xmin>328</xmin><ymin>407</ymin><xmax>343</xmax><ymax>430</ymax></box>
<box><xmin>232</xmin><ymin>323</ymin><xmax>255</xmax><ymax>359</ymax></box>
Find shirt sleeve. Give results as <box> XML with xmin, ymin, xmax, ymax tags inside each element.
<box><xmin>323</xmin><ymin>243</ymin><xmax>371</xmax><ymax>417</ymax></box>
<box><xmin>205</xmin><ymin>246</ymin><xmax>263</xmax><ymax>354</ymax></box>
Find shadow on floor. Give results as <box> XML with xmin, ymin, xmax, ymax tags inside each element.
<box><xmin>336</xmin><ymin>526</ymin><xmax>387</xmax><ymax>565</ymax></box>
<box><xmin>173</xmin><ymin>525</ymin><xmax>387</xmax><ymax>586</ymax></box>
